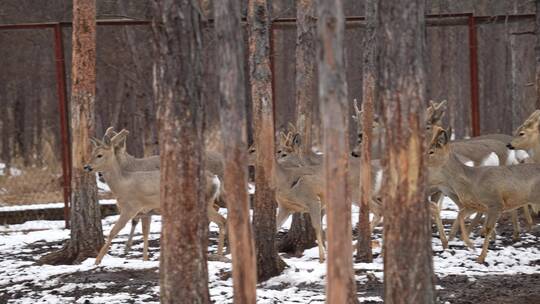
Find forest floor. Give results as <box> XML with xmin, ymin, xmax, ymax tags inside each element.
<box><xmin>0</xmin><ymin>199</ymin><xmax>538</xmax><ymax>304</ymax></box>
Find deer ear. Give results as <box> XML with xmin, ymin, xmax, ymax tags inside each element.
<box><xmin>103</xmin><ymin>127</ymin><xmax>117</xmax><ymax>142</ymax></box>
<box><xmin>436</xmin><ymin>129</ymin><xmax>449</xmax><ymax>146</ymax></box>
<box><xmin>292</xmin><ymin>133</ymin><xmax>301</xmax><ymax>147</ymax></box>
<box><xmin>111</xmin><ymin>129</ymin><xmax>129</xmax><ymax>147</ymax></box>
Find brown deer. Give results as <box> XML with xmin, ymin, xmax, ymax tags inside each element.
<box><xmin>426</xmin><ymin>100</ymin><xmax>533</xmax><ymax>241</ymax></box>
<box><xmin>427</xmin><ymin>126</ymin><xmax>540</xmax><ymax>263</ymax></box>
<box><xmin>507</xmin><ymin>109</ymin><xmax>540</xmax><ymax>215</ymax></box>
<box><xmin>101</xmin><ymin>127</ymin><xmax>227</xmax><ymax>254</ymax></box>
<box><xmin>85</xmin><ymin>130</ymin><xmax>225</xmax><ymax>265</ymax></box>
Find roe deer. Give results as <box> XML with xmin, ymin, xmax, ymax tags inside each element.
<box><xmin>85</xmin><ymin>130</ymin><xmax>225</xmax><ymax>265</ymax></box>
<box><xmin>426</xmin><ymin>101</ymin><xmax>532</xmax><ymax>241</ymax></box>
<box><xmin>101</xmin><ymin>127</ymin><xmax>227</xmax><ymax>254</ymax></box>
<box><xmin>247</xmin><ymin>141</ymin><xmax>327</xmax><ymax>262</ymax></box>
<box><xmin>507</xmin><ymin>109</ymin><xmax>540</xmax><ymax>215</ymax></box>
<box><xmin>427</xmin><ymin>126</ymin><xmax>540</xmax><ymax>263</ymax></box>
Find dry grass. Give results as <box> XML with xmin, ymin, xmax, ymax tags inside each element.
<box><xmin>0</xmin><ymin>167</ymin><xmax>63</xmax><ymax>205</ymax></box>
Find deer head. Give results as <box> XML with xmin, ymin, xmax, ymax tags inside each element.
<box><xmin>425</xmin><ymin>100</ymin><xmax>447</xmax><ymax>130</ymax></box>
<box><xmin>351</xmin><ymin>99</ymin><xmax>382</xmax><ymax>157</ymax></box>
<box><xmin>508</xmin><ymin>110</ymin><xmax>540</xmax><ymax>150</ymax></box>
<box><xmin>426</xmin><ymin>126</ymin><xmax>450</xmax><ymax>168</ymax></box>
<box><xmin>84</xmin><ymin>129</ymin><xmax>130</xmax><ymax>172</ymax></box>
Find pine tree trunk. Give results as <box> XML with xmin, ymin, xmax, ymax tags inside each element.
<box><xmin>39</xmin><ymin>0</ymin><xmax>104</xmax><ymax>266</ymax></box>
<box><xmin>356</xmin><ymin>0</ymin><xmax>378</xmax><ymax>263</ymax></box>
<box><xmin>536</xmin><ymin>0</ymin><xmax>540</xmax><ymax>108</ymax></box>
<box><xmin>296</xmin><ymin>0</ymin><xmax>316</xmax><ymax>159</ymax></box>
<box><xmin>278</xmin><ymin>0</ymin><xmax>318</xmax><ymax>257</ymax></box>
<box><xmin>248</xmin><ymin>0</ymin><xmax>286</xmax><ymax>283</ymax></box>
<box><xmin>317</xmin><ymin>1</ymin><xmax>358</xmax><ymax>303</ymax></box>
<box><xmin>378</xmin><ymin>1</ymin><xmax>435</xmax><ymax>303</ymax></box>
<box><xmin>153</xmin><ymin>1</ymin><xmax>210</xmax><ymax>303</ymax></box>
<box><xmin>215</xmin><ymin>0</ymin><xmax>258</xmax><ymax>302</ymax></box>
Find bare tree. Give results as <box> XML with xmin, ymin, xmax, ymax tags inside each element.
<box><xmin>536</xmin><ymin>0</ymin><xmax>540</xmax><ymax>108</ymax></box>
<box><xmin>248</xmin><ymin>0</ymin><xmax>286</xmax><ymax>282</ymax></box>
<box><xmin>215</xmin><ymin>0</ymin><xmax>258</xmax><ymax>302</ymax></box>
<box><xmin>39</xmin><ymin>0</ymin><xmax>104</xmax><ymax>265</ymax></box>
<box><xmin>153</xmin><ymin>1</ymin><xmax>210</xmax><ymax>303</ymax></box>
<box><xmin>378</xmin><ymin>1</ymin><xmax>435</xmax><ymax>303</ymax></box>
<box><xmin>278</xmin><ymin>0</ymin><xmax>318</xmax><ymax>258</ymax></box>
<box><xmin>356</xmin><ymin>0</ymin><xmax>378</xmax><ymax>263</ymax></box>
<box><xmin>317</xmin><ymin>0</ymin><xmax>358</xmax><ymax>303</ymax></box>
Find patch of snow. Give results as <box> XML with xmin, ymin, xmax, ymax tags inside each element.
<box><xmin>0</xmin><ymin>199</ymin><xmax>116</xmax><ymax>212</ymax></box>
<box><xmin>505</xmin><ymin>150</ymin><xmax>518</xmax><ymax>165</ymax></box>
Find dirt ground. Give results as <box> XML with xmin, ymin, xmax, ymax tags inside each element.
<box><xmin>0</xmin><ymin>214</ymin><xmax>538</xmax><ymax>303</ymax></box>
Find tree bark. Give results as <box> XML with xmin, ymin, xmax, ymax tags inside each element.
<box><xmin>317</xmin><ymin>1</ymin><xmax>358</xmax><ymax>303</ymax></box>
<box><xmin>248</xmin><ymin>0</ymin><xmax>286</xmax><ymax>283</ymax></box>
<box><xmin>536</xmin><ymin>0</ymin><xmax>540</xmax><ymax>108</ymax></box>
<box><xmin>378</xmin><ymin>1</ymin><xmax>435</xmax><ymax>303</ymax></box>
<box><xmin>39</xmin><ymin>0</ymin><xmax>104</xmax><ymax>265</ymax></box>
<box><xmin>296</xmin><ymin>0</ymin><xmax>316</xmax><ymax>158</ymax></box>
<box><xmin>153</xmin><ymin>1</ymin><xmax>210</xmax><ymax>303</ymax></box>
<box><xmin>278</xmin><ymin>0</ymin><xmax>318</xmax><ymax>258</ymax></box>
<box><xmin>215</xmin><ymin>0</ymin><xmax>258</xmax><ymax>303</ymax></box>
<box><xmin>356</xmin><ymin>0</ymin><xmax>378</xmax><ymax>263</ymax></box>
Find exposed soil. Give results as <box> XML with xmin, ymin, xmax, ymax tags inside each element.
<box><xmin>0</xmin><ymin>213</ymin><xmax>538</xmax><ymax>303</ymax></box>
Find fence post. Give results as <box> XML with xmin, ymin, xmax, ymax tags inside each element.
<box><xmin>468</xmin><ymin>15</ymin><xmax>480</xmax><ymax>137</ymax></box>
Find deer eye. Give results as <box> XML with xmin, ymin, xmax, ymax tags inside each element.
<box><xmin>519</xmin><ymin>132</ymin><xmax>525</xmax><ymax>137</ymax></box>
<box><xmin>428</xmin><ymin>151</ymin><xmax>434</xmax><ymax>155</ymax></box>
<box><xmin>277</xmin><ymin>150</ymin><xmax>282</xmax><ymax>154</ymax></box>
<box><xmin>97</xmin><ymin>154</ymin><xmax>103</xmax><ymax>158</ymax></box>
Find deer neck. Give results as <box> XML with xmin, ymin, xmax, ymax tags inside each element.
<box><xmin>528</xmin><ymin>143</ymin><xmax>540</xmax><ymax>163</ymax></box>
<box><xmin>440</xmin><ymin>152</ymin><xmax>476</xmax><ymax>196</ymax></box>
<box><xmin>101</xmin><ymin>155</ymin><xmax>128</xmax><ymax>195</ymax></box>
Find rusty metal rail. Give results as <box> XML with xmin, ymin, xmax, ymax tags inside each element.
<box><xmin>0</xmin><ymin>13</ymin><xmax>536</xmax><ymax>226</ymax></box>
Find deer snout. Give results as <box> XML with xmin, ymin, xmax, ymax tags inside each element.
<box><xmin>506</xmin><ymin>143</ymin><xmax>515</xmax><ymax>150</ymax></box>
<box><xmin>351</xmin><ymin>151</ymin><xmax>360</xmax><ymax>158</ymax></box>
<box><xmin>84</xmin><ymin>165</ymin><xmax>93</xmax><ymax>172</ymax></box>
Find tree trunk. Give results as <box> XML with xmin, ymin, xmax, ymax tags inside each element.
<box><xmin>536</xmin><ymin>0</ymin><xmax>540</xmax><ymax>108</ymax></box>
<box><xmin>296</xmin><ymin>0</ymin><xmax>317</xmax><ymax>159</ymax></box>
<box><xmin>278</xmin><ymin>0</ymin><xmax>318</xmax><ymax>257</ymax></box>
<box><xmin>39</xmin><ymin>0</ymin><xmax>104</xmax><ymax>265</ymax></box>
<box><xmin>215</xmin><ymin>0</ymin><xmax>258</xmax><ymax>303</ymax></box>
<box><xmin>356</xmin><ymin>0</ymin><xmax>378</xmax><ymax>263</ymax></box>
<box><xmin>378</xmin><ymin>1</ymin><xmax>435</xmax><ymax>303</ymax></box>
<box><xmin>317</xmin><ymin>1</ymin><xmax>358</xmax><ymax>303</ymax></box>
<box><xmin>153</xmin><ymin>1</ymin><xmax>210</xmax><ymax>303</ymax></box>
<box><xmin>247</xmin><ymin>0</ymin><xmax>286</xmax><ymax>283</ymax></box>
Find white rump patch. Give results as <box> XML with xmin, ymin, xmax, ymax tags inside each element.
<box><xmin>514</xmin><ymin>150</ymin><xmax>530</xmax><ymax>163</ymax></box>
<box><xmin>247</xmin><ymin>182</ymin><xmax>255</xmax><ymax>195</ymax></box>
<box><xmin>505</xmin><ymin>150</ymin><xmax>518</xmax><ymax>165</ymax></box>
<box><xmin>373</xmin><ymin>169</ymin><xmax>383</xmax><ymax>194</ymax></box>
<box><xmin>464</xmin><ymin>160</ymin><xmax>474</xmax><ymax>167</ymax></box>
<box><xmin>480</xmin><ymin>152</ymin><xmax>499</xmax><ymax>167</ymax></box>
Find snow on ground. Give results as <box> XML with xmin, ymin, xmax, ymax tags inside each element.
<box><xmin>0</xmin><ymin>198</ymin><xmax>538</xmax><ymax>303</ymax></box>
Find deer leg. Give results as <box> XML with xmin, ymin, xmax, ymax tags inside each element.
<box><xmin>470</xmin><ymin>212</ymin><xmax>484</xmax><ymax>232</ymax></box>
<box><xmin>522</xmin><ymin>205</ymin><xmax>533</xmax><ymax>232</ymax></box>
<box><xmin>308</xmin><ymin>204</ymin><xmax>325</xmax><ymax>263</ymax></box>
<box><xmin>124</xmin><ymin>217</ymin><xmax>139</xmax><ymax>254</ymax></box>
<box><xmin>141</xmin><ymin>214</ymin><xmax>151</xmax><ymax>261</ymax></box>
<box><xmin>511</xmin><ymin>210</ymin><xmax>521</xmax><ymax>241</ymax></box>
<box><xmin>209</xmin><ymin>209</ymin><xmax>227</xmax><ymax>255</ymax></box>
<box><xmin>458</xmin><ymin>208</ymin><xmax>475</xmax><ymax>249</ymax></box>
<box><xmin>96</xmin><ymin>208</ymin><xmax>138</xmax><ymax>265</ymax></box>
<box><xmin>477</xmin><ymin>208</ymin><xmax>501</xmax><ymax>264</ymax></box>
<box><xmin>370</xmin><ymin>213</ymin><xmax>382</xmax><ymax>233</ymax></box>
<box><xmin>431</xmin><ymin>202</ymin><xmax>448</xmax><ymax>249</ymax></box>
